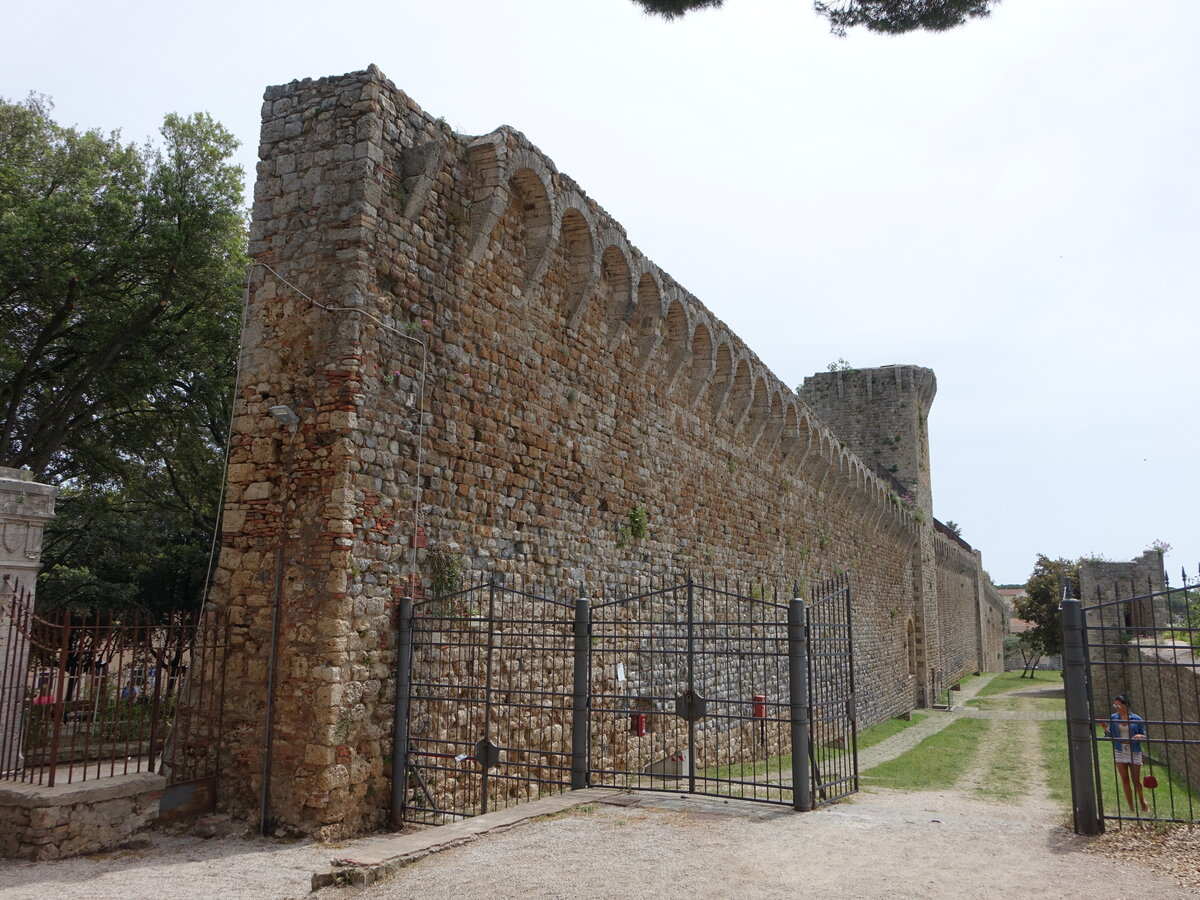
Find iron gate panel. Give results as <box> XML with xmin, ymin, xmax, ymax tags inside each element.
<box><xmin>401</xmin><ymin>582</ymin><xmax>575</xmax><ymax>825</ymax></box>
<box><xmin>806</xmin><ymin>573</ymin><xmax>858</xmax><ymax>806</ymax></box>
<box><xmin>588</xmin><ymin>579</ymin><xmax>832</xmax><ymax>807</ymax></box>
<box><xmin>1078</xmin><ymin>577</ymin><xmax>1200</xmax><ymax>827</ymax></box>
<box><xmin>398</xmin><ymin>573</ymin><xmax>859</xmax><ymax>824</ymax></box>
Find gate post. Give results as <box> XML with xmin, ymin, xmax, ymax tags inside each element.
<box><xmin>1061</xmin><ymin>594</ymin><xmax>1102</xmax><ymax>835</ymax></box>
<box><xmin>571</xmin><ymin>597</ymin><xmax>590</xmax><ymax>790</ymax></box>
<box><xmin>390</xmin><ymin>596</ymin><xmax>415</xmax><ymax>828</ymax></box>
<box><xmin>789</xmin><ymin>596</ymin><xmax>812</xmax><ymax>812</ymax></box>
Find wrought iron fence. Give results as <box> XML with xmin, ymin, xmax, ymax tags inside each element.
<box><xmin>1062</xmin><ymin>566</ymin><xmax>1200</xmax><ymax>832</ymax></box>
<box><xmin>0</xmin><ymin>581</ymin><xmax>227</xmax><ymax>789</ymax></box>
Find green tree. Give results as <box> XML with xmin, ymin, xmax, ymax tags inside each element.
<box><xmin>0</xmin><ymin>95</ymin><xmax>247</xmax><ymax>615</ymax></box>
<box><xmin>1014</xmin><ymin>555</ymin><xmax>1080</xmax><ymax>666</ymax></box>
<box><xmin>631</xmin><ymin>0</ymin><xmax>1000</xmax><ymax>35</ymax></box>
<box><xmin>1004</xmin><ymin>630</ymin><xmax>1044</xmax><ymax>678</ymax></box>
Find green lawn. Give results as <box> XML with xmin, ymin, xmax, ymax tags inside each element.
<box><xmin>1040</xmin><ymin>716</ymin><xmax>1200</xmax><ymax>822</ymax></box>
<box><xmin>1141</xmin><ymin>758</ymin><xmax>1200</xmax><ymax>819</ymax></box>
<box><xmin>862</xmin><ymin>717</ymin><xmax>990</xmax><ymax>790</ymax></box>
<box><xmin>971</xmin><ymin>670</ymin><xmax>1062</xmax><ymax>699</ymax></box>
<box><xmin>700</xmin><ymin>712</ymin><xmax>931</xmax><ymax>781</ymax></box>
<box><xmin>968</xmin><ymin>695</ymin><xmax>1064</xmax><ymax>714</ymax></box>
<box><xmin>1038</xmin><ymin>718</ymin><xmax>1073</xmax><ymax>813</ymax></box>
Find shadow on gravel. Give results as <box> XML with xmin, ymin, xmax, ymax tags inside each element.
<box><xmin>0</xmin><ymin>832</ymin><xmax>333</xmax><ymax>896</ymax></box>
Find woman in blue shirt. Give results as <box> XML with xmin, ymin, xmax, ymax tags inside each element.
<box><xmin>1103</xmin><ymin>694</ymin><xmax>1149</xmax><ymax>813</ymax></box>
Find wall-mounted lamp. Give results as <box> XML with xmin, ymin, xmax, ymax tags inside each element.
<box><xmin>268</xmin><ymin>405</ymin><xmax>300</xmax><ymax>429</ymax></box>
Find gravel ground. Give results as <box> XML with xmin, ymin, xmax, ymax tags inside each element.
<box><xmin>6</xmin><ymin>788</ymin><xmax>1193</xmax><ymax>900</ymax></box>
<box><xmin>4</xmin><ymin>676</ymin><xmax>1196</xmax><ymax>899</ymax></box>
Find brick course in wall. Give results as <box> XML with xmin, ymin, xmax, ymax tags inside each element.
<box><xmin>209</xmin><ymin>66</ymin><xmax>1006</xmax><ymax>838</ymax></box>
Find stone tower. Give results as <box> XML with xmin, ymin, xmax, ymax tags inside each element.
<box><xmin>799</xmin><ymin>366</ymin><xmax>940</xmax><ymax>704</ymax></box>
<box><xmin>798</xmin><ymin>365</ymin><xmax>936</xmax><ymax>517</ymax></box>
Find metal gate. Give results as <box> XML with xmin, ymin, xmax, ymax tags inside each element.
<box><xmin>396</xmin><ymin>574</ymin><xmax>857</xmax><ymax>824</ymax></box>
<box><xmin>396</xmin><ymin>582</ymin><xmax>576</xmax><ymax>825</ymax></box>
<box><xmin>806</xmin><ymin>573</ymin><xmax>859</xmax><ymax>805</ymax></box>
<box><xmin>588</xmin><ymin>579</ymin><xmax>796</xmax><ymax>805</ymax></box>
<box><xmin>1062</xmin><ymin>571</ymin><xmax>1200</xmax><ymax>832</ymax></box>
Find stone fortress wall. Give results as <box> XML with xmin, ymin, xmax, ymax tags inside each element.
<box><xmin>209</xmin><ymin>65</ymin><xmax>1006</xmax><ymax>838</ymax></box>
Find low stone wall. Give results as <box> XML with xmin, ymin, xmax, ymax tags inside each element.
<box><xmin>0</xmin><ymin>772</ymin><xmax>164</xmax><ymax>860</ymax></box>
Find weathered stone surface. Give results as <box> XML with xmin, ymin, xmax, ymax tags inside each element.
<box><xmin>207</xmin><ymin>66</ymin><xmax>1006</xmax><ymax>838</ymax></box>
<box><xmin>0</xmin><ymin>773</ymin><xmax>164</xmax><ymax>860</ymax></box>
<box><xmin>0</xmin><ymin>467</ymin><xmax>57</xmax><ymax>776</ymax></box>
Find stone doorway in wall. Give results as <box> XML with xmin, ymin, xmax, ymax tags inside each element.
<box><xmin>393</xmin><ymin>575</ymin><xmax>858</xmax><ymax>827</ymax></box>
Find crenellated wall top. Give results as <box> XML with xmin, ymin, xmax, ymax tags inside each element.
<box><xmin>256</xmin><ymin>65</ymin><xmax>930</xmax><ymax>538</ymax></box>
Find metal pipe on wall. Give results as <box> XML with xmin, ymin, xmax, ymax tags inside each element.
<box><xmin>390</xmin><ymin>597</ymin><xmax>414</xmax><ymax>827</ymax></box>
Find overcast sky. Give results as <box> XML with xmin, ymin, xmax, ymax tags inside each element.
<box><xmin>5</xmin><ymin>0</ymin><xmax>1196</xmax><ymax>585</ymax></box>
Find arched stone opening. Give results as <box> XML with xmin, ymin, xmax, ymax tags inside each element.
<box><xmin>634</xmin><ymin>273</ymin><xmax>663</xmax><ymax>370</ymax></box>
<box><xmin>725</xmin><ymin>359</ymin><xmax>753</xmax><ymax>432</ymax></box>
<box><xmin>707</xmin><ymin>342</ymin><xmax>734</xmax><ymax>420</ymax></box>
<box><xmin>558</xmin><ymin>208</ymin><xmax>594</xmax><ymax>325</ymax></box>
<box><xmin>758</xmin><ymin>389</ymin><xmax>785</xmax><ymax>451</ymax></box>
<box><xmin>688</xmin><ymin>322</ymin><xmax>714</xmax><ymax>404</ymax></box>
<box><xmin>747</xmin><ymin>375</ymin><xmax>771</xmax><ymax>443</ymax></box>
<box><xmin>600</xmin><ymin>245</ymin><xmax>633</xmax><ymax>349</ymax></box>
<box><xmin>662</xmin><ymin>299</ymin><xmax>690</xmax><ymax>383</ymax></box>
<box><xmin>779</xmin><ymin>402</ymin><xmax>801</xmax><ymax>458</ymax></box>
<box><xmin>507</xmin><ymin>168</ymin><xmax>552</xmax><ymax>291</ymax></box>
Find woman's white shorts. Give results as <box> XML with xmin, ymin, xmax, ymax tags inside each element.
<box><xmin>1114</xmin><ymin>748</ymin><xmax>1142</xmax><ymax>765</ymax></box>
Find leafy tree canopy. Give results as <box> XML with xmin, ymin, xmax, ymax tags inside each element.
<box><xmin>1014</xmin><ymin>554</ymin><xmax>1081</xmax><ymax>659</ymax></box>
<box><xmin>0</xmin><ymin>95</ymin><xmax>247</xmax><ymax>615</ymax></box>
<box><xmin>631</xmin><ymin>0</ymin><xmax>1000</xmax><ymax>35</ymax></box>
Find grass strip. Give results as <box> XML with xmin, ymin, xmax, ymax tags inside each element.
<box><xmin>977</xmin><ymin>728</ymin><xmax>1029</xmax><ymax>803</ymax></box>
<box><xmin>1038</xmin><ymin>719</ymin><xmax>1073</xmax><ymax>819</ymax></box>
<box><xmin>968</xmin><ymin>696</ymin><xmax>1065</xmax><ymax>714</ymax></box>
<box><xmin>701</xmin><ymin>712</ymin><xmax>932</xmax><ymax>780</ymax></box>
<box><xmin>858</xmin><ymin>712</ymin><xmax>929</xmax><ymax>752</ymax></box>
<box><xmin>971</xmin><ymin>670</ymin><xmax>1061</xmax><ymax>699</ymax></box>
<box><xmin>862</xmin><ymin>717</ymin><xmax>989</xmax><ymax>790</ymax></box>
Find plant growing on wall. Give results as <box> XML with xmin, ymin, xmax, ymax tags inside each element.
<box><xmin>423</xmin><ymin>546</ymin><xmax>464</xmax><ymax>597</ymax></box>
<box><xmin>617</xmin><ymin>506</ymin><xmax>650</xmax><ymax>548</ymax></box>
<box><xmin>626</xmin><ymin>506</ymin><xmax>649</xmax><ymax>540</ymax></box>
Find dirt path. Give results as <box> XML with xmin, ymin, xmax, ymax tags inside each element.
<box><xmin>4</xmin><ymin>676</ymin><xmax>1196</xmax><ymax>899</ymax></box>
